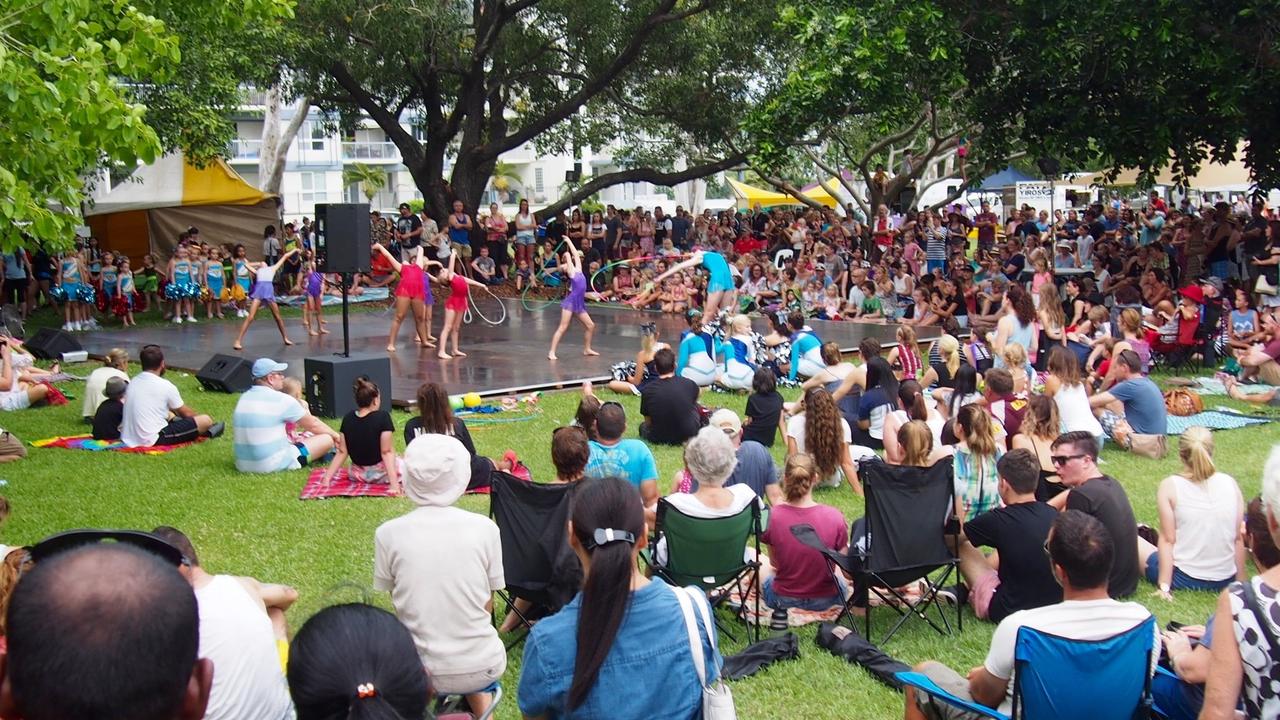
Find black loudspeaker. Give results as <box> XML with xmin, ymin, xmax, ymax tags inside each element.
<box><xmin>304</xmin><ymin>354</ymin><xmax>392</xmax><ymax>418</ymax></box>
<box><xmin>314</xmin><ymin>203</ymin><xmax>371</xmax><ymax>274</ymax></box>
<box><xmin>196</xmin><ymin>354</ymin><xmax>254</xmax><ymax>393</ymax></box>
<box><xmin>24</xmin><ymin>327</ymin><xmax>82</xmax><ymax>360</ymax></box>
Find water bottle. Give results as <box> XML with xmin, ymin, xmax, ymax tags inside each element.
<box><xmin>769</xmin><ymin>607</ymin><xmax>788</xmax><ymax>636</ymax></box>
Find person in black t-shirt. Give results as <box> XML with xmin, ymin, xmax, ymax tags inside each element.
<box><xmin>639</xmin><ymin>348</ymin><xmax>701</xmax><ymax>445</ymax></box>
<box><xmin>1049</xmin><ymin>430</ymin><xmax>1139</xmax><ymax>598</ymax></box>
<box><xmin>92</xmin><ymin>377</ymin><xmax>128</xmax><ymax>442</ymax></box>
<box><xmin>955</xmin><ymin>449</ymin><xmax>1062</xmax><ymax>622</ymax></box>
<box><xmin>742</xmin><ymin>367</ymin><xmax>783</xmax><ymax>447</ymax></box>
<box><xmin>319</xmin><ymin>377</ymin><xmax>400</xmax><ymax>493</ymax></box>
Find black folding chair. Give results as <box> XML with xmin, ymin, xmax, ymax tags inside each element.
<box><xmin>791</xmin><ymin>456</ymin><xmax>960</xmax><ymax>644</ymax></box>
<box><xmin>488</xmin><ymin>472</ymin><xmax>580</xmax><ymax>648</ymax></box>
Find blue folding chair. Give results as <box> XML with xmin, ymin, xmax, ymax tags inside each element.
<box><xmin>897</xmin><ymin>615</ymin><xmax>1157</xmax><ymax>719</ymax></box>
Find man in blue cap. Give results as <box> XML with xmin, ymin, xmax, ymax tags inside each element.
<box><xmin>232</xmin><ymin>358</ymin><xmax>338</xmax><ymax>473</ymax></box>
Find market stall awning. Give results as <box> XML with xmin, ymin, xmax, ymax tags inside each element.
<box><xmin>728</xmin><ymin>179</ymin><xmax>838</xmax><ymax>209</ymax></box>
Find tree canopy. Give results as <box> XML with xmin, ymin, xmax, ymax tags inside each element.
<box><xmin>752</xmin><ymin>0</ymin><xmax>1280</xmax><ymax>195</ymax></box>
<box><xmin>282</xmin><ymin>0</ymin><xmax>789</xmax><ymax>218</ymax></box>
<box><xmin>0</xmin><ymin>0</ymin><xmax>291</xmax><ymax>251</ymax></box>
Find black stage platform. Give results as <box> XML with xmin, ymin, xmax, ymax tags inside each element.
<box><xmin>71</xmin><ymin>305</ymin><xmax>940</xmax><ymax>407</ymax></box>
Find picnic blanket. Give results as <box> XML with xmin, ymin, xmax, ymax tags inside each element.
<box><xmin>299</xmin><ymin>467</ymin><xmax>496</xmax><ymax>500</ymax></box>
<box><xmin>278</xmin><ymin>287</ymin><xmax>390</xmax><ymax>307</ymax></box>
<box><xmin>1193</xmin><ymin>377</ymin><xmax>1279</xmax><ymax>396</ymax></box>
<box><xmin>299</xmin><ymin>468</ymin><xmax>400</xmax><ymax>500</ymax></box>
<box><xmin>1167</xmin><ymin>409</ymin><xmax>1275</xmax><ymax>435</ymax></box>
<box><xmin>30</xmin><ymin>434</ymin><xmax>203</xmax><ymax>454</ymax></box>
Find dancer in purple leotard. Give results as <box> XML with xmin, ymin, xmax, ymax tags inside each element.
<box><xmin>548</xmin><ymin>243</ymin><xmax>598</xmax><ymax>360</ymax></box>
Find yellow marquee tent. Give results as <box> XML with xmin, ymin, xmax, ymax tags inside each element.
<box><xmin>86</xmin><ymin>154</ymin><xmax>279</xmax><ymax>262</ymax></box>
<box><xmin>728</xmin><ymin>179</ymin><xmax>839</xmax><ymax>209</ymax></box>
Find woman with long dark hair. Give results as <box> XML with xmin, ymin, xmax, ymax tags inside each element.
<box><xmin>786</xmin><ymin>386</ymin><xmax>868</xmax><ymax>494</ymax></box>
<box><xmin>991</xmin><ymin>284</ymin><xmax>1038</xmax><ymax>367</ymax></box>
<box><xmin>518</xmin><ymin>477</ymin><xmax>719</xmax><ymax>719</ymax></box>
<box><xmin>403</xmin><ymin>382</ymin><xmax>516</xmax><ymax>491</ymax></box>
<box><xmin>287</xmin><ymin>604</ymin><xmax>430</xmax><ymax>720</ymax></box>
<box><xmin>852</xmin><ymin>356</ymin><xmax>899</xmax><ymax>450</ymax></box>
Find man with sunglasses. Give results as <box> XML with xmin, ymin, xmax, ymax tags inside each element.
<box><xmin>1046</xmin><ymin>430</ymin><xmax>1139</xmax><ymax>599</ymax></box>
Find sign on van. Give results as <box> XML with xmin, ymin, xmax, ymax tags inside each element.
<box><xmin>1015</xmin><ymin>182</ymin><xmax>1053</xmax><ymax>209</ymax></box>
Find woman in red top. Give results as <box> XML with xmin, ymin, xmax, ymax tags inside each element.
<box><xmin>373</xmin><ymin>243</ymin><xmax>442</xmax><ymax>352</ymax></box>
<box><xmin>436</xmin><ymin>250</ymin><xmax>490</xmax><ymax>360</ymax></box>
<box><xmin>872</xmin><ymin>204</ymin><xmax>895</xmax><ymax>259</ymax></box>
<box><xmin>760</xmin><ymin>453</ymin><xmax>849</xmax><ymax>610</ymax></box>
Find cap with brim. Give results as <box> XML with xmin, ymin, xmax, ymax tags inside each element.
<box><xmin>104</xmin><ymin>377</ymin><xmax>128</xmax><ymax>400</ymax></box>
<box><xmin>251</xmin><ymin>358</ymin><xmax>288</xmax><ymax>378</ymax></box>
<box><xmin>709</xmin><ymin>408</ymin><xmax>742</xmax><ymax>436</ymax></box>
<box><xmin>1179</xmin><ymin>285</ymin><xmax>1206</xmax><ymax>304</ymax></box>
<box><xmin>403</xmin><ymin>434</ymin><xmax>471</xmax><ymax>507</ymax></box>
<box><xmin>1200</xmin><ymin>276</ymin><xmax>1224</xmax><ymax>293</ymax></box>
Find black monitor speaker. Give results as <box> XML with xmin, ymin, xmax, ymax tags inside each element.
<box><xmin>304</xmin><ymin>354</ymin><xmax>392</xmax><ymax>418</ymax></box>
<box><xmin>24</xmin><ymin>327</ymin><xmax>82</xmax><ymax>360</ymax></box>
<box><xmin>314</xmin><ymin>203</ymin><xmax>371</xmax><ymax>274</ymax></box>
<box><xmin>196</xmin><ymin>354</ymin><xmax>254</xmax><ymax>393</ymax></box>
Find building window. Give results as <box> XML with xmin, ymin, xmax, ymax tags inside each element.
<box><xmin>309</xmin><ymin>123</ymin><xmax>325</xmax><ymax>151</ymax></box>
<box><xmin>534</xmin><ymin>167</ymin><xmax>544</xmax><ymax>193</ymax></box>
<box><xmin>300</xmin><ymin>172</ymin><xmax>325</xmax><ymax>203</ymax></box>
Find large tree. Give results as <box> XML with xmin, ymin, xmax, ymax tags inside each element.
<box><xmin>283</xmin><ymin>0</ymin><xmax>787</xmax><ymax>219</ymax></box>
<box><xmin>0</xmin><ymin>0</ymin><xmax>292</xmax><ymax>251</ymax></box>
<box><xmin>755</xmin><ymin>0</ymin><xmax>1280</xmax><ymax>194</ymax></box>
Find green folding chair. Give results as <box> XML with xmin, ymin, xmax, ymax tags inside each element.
<box><xmin>648</xmin><ymin>498</ymin><xmax>762</xmax><ymax>643</ymax></box>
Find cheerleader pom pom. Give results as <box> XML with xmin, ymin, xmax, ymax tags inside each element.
<box><xmin>163</xmin><ymin>283</ymin><xmax>181</xmax><ymax>300</ymax></box>
<box><xmin>94</xmin><ymin>292</ymin><xmax>108</xmax><ymax>313</ymax></box>
<box><xmin>77</xmin><ymin>285</ymin><xmax>96</xmax><ymax>304</ymax></box>
<box><xmin>199</xmin><ymin>286</ymin><xmax>212</xmax><ymax>303</ymax></box>
<box><xmin>220</xmin><ymin>287</ymin><xmax>232</xmax><ymax>302</ymax></box>
<box><xmin>112</xmin><ymin>294</ymin><xmax>131</xmax><ymax>318</ymax></box>
<box><xmin>49</xmin><ymin>285</ymin><xmax>68</xmax><ymax>302</ymax></box>
<box><xmin>230</xmin><ymin>284</ymin><xmax>247</xmax><ymax>302</ymax></box>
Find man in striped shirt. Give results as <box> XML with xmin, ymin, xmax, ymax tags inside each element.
<box><xmin>232</xmin><ymin>358</ymin><xmax>337</xmax><ymax>473</ymax></box>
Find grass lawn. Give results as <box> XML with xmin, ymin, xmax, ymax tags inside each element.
<box><xmin>4</xmin><ymin>319</ymin><xmax>1280</xmax><ymax>718</ymax></box>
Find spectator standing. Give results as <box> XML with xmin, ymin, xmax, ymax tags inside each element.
<box><xmin>394</xmin><ymin>203</ymin><xmax>424</xmax><ymax>262</ymax></box>
<box><xmin>121</xmin><ymin>344</ymin><xmax>221</xmax><ymax>447</ymax></box>
<box><xmin>375</xmin><ymin>434</ymin><xmax>505</xmax><ymax>717</ymax></box>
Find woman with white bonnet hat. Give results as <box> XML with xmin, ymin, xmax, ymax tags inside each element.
<box><xmin>373</xmin><ymin>434</ymin><xmax>505</xmax><ymax>716</ymax></box>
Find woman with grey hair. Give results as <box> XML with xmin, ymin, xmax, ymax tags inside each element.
<box><xmin>655</xmin><ymin>426</ymin><xmax>760</xmax><ymax>565</ymax></box>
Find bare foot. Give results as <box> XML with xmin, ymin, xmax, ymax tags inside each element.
<box><xmin>387</xmin><ymin>345</ymin><xmax>397</xmax><ymax>352</ymax></box>
<box><xmin>583</xmin><ymin>349</ymin><xmax>599</xmax><ymax>356</ymax></box>
<box><xmin>284</xmin><ymin>338</ymin><xmax>294</xmax><ymax>346</ymax></box>
<box><xmin>50</xmin><ymin>363</ymin><xmax>60</xmax><ymax>375</ymax></box>
<box><xmin>319</xmin><ymin>327</ymin><xmax>330</xmax><ymax>334</ymax></box>
<box><xmin>309</xmin><ymin>330</ymin><xmax>320</xmax><ymax>336</ymax></box>
<box><xmin>232</xmin><ymin>343</ymin><xmax>243</xmax><ymax>351</ymax></box>
<box><xmin>453</xmin><ymin>350</ymin><xmax>467</xmax><ymax>357</ymax></box>
<box><xmin>548</xmin><ymin>353</ymin><xmax>558</xmax><ymax>360</ymax></box>
<box><xmin>427</xmin><ymin>335</ymin><xmax>438</xmax><ymax>343</ymax></box>
<box><xmin>420</xmin><ymin>341</ymin><xmax>437</xmax><ymax>348</ymax></box>
<box><xmin>438</xmin><ymin>352</ymin><xmax>452</xmax><ymax>359</ymax></box>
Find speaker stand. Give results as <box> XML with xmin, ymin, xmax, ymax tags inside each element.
<box><xmin>337</xmin><ymin>273</ymin><xmax>352</xmax><ymax>359</ymax></box>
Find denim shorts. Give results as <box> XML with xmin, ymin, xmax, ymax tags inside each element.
<box><xmin>1143</xmin><ymin>552</ymin><xmax>1234</xmax><ymax>592</ymax></box>
<box><xmin>516</xmin><ymin>231</ymin><xmax>536</xmax><ymax>246</ymax></box>
<box><xmin>762</xmin><ymin>576</ymin><xmax>846</xmax><ymax>611</ymax></box>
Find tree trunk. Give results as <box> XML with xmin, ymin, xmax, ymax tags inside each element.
<box><xmin>258</xmin><ymin>84</ymin><xmax>311</xmax><ymax>196</ymax></box>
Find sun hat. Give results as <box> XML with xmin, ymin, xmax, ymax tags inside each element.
<box><xmin>402</xmin><ymin>434</ymin><xmax>471</xmax><ymax>507</ymax></box>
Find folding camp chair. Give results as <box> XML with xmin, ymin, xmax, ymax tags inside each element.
<box><xmin>488</xmin><ymin>471</ymin><xmax>580</xmax><ymax>648</ymax></box>
<box><xmin>897</xmin><ymin>615</ymin><xmax>1157</xmax><ymax>719</ymax></box>
<box><xmin>791</xmin><ymin>456</ymin><xmax>959</xmax><ymax>644</ymax></box>
<box><xmin>436</xmin><ymin>684</ymin><xmax>502</xmax><ymax>720</ymax></box>
<box><xmin>648</xmin><ymin>498</ymin><xmax>763</xmax><ymax>644</ymax></box>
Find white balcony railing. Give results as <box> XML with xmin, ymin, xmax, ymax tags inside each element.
<box><xmin>341</xmin><ymin>141</ymin><xmax>401</xmax><ymax>162</ymax></box>
<box><xmin>228</xmin><ymin>139</ymin><xmax>263</xmax><ymax>160</ymax></box>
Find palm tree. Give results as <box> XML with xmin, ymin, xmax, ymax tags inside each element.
<box><xmin>488</xmin><ymin>160</ymin><xmax>524</xmax><ymax>202</ymax></box>
<box><xmin>342</xmin><ymin>163</ymin><xmax>387</xmax><ymax>204</ymax></box>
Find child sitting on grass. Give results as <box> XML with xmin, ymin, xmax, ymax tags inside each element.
<box><xmin>320</xmin><ymin>377</ymin><xmax>400</xmax><ymax>494</ymax></box>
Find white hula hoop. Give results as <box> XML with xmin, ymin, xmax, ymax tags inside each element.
<box><xmin>463</xmin><ymin>285</ymin><xmax>508</xmax><ymax>326</ymax></box>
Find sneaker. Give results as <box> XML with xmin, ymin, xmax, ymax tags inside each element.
<box><xmin>936</xmin><ymin>584</ymin><xmax>969</xmax><ymax>606</ymax></box>
<box><xmin>186</xmin><ymin>316</ymin><xmax>197</xmax><ymax>323</ymax></box>
<box><xmin>206</xmin><ymin>422</ymin><xmax>225</xmax><ymax>439</ymax></box>
<box><xmin>173</xmin><ymin>316</ymin><xmax>183</xmax><ymax>324</ymax></box>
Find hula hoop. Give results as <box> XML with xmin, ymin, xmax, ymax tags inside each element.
<box><xmin>463</xmin><ymin>284</ymin><xmax>508</xmax><ymax>326</ymax></box>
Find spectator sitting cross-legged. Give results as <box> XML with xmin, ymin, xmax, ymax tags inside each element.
<box><xmin>404</xmin><ymin>382</ymin><xmax>518</xmax><ymax>491</ymax></box>
<box><xmin>91</xmin><ymin>376</ymin><xmax>127</xmax><ymax>442</ymax></box>
<box><xmin>121</xmin><ymin>344</ymin><xmax>223</xmax><ymax>448</ymax></box>
<box><xmin>375</xmin><ymin>434</ymin><xmax>505</xmax><ymax>717</ymax></box>
<box><xmin>1089</xmin><ymin>348</ymin><xmax>1168</xmax><ymax>454</ymax></box>
<box><xmin>1138</xmin><ymin>427</ymin><xmax>1245</xmax><ymax>600</ymax></box>
<box><xmin>0</xmin><ymin>542</ymin><xmax>214</xmax><ymax>720</ymax></box>
<box><xmin>707</xmin><ymin>408</ymin><xmax>782</xmax><ymax>505</ymax></box>
<box><xmin>585</xmin><ymin>401</ymin><xmax>660</xmax><ymax>523</ymax></box>
<box><xmin>287</xmin><ymin>603</ymin><xmax>430</xmax><ymax>720</ymax></box>
<box><xmin>759</xmin><ymin>453</ymin><xmax>850</xmax><ymax>612</ymax></box>
<box><xmin>639</xmin><ymin>347</ymin><xmax>701</xmax><ymax>446</ymax></box>
<box><xmin>904</xmin><ymin>510</ymin><xmax>1157</xmax><ymax>720</ymax></box>
<box><xmin>319</xmin><ymin>376</ymin><xmax>401</xmax><ymax>494</ymax></box>
<box><xmin>952</xmin><ymin>449</ymin><xmax>1062</xmax><ymax>623</ymax></box>
<box><xmin>1047</xmin><ymin>431</ymin><xmax>1140</xmax><ymax>598</ymax></box>
<box><xmin>232</xmin><ymin>358</ymin><xmax>338</xmax><ymax>473</ymax></box>
<box><xmin>152</xmin><ymin>526</ymin><xmax>296</xmax><ymax>720</ymax></box>
<box><xmin>518</xmin><ymin>477</ymin><xmax>722</xmax><ymax>720</ymax></box>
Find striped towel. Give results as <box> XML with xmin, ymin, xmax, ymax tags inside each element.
<box><xmin>1167</xmin><ymin>410</ymin><xmax>1274</xmax><ymax>435</ymax></box>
